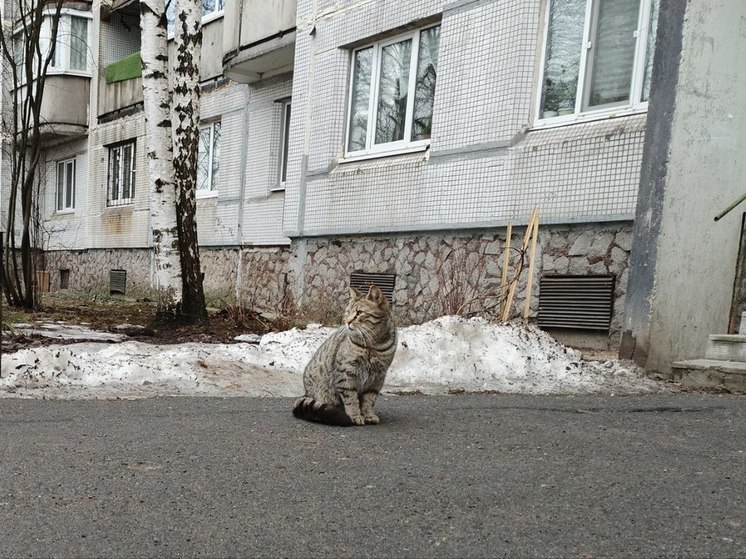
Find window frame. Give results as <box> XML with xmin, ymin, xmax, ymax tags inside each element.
<box><xmin>534</xmin><ymin>0</ymin><xmax>657</xmax><ymax>128</ymax></box>
<box><xmin>274</xmin><ymin>99</ymin><xmax>291</xmax><ymax>191</ymax></box>
<box><xmin>55</xmin><ymin>157</ymin><xmax>76</xmax><ymax>213</ymax></box>
<box><xmin>196</xmin><ymin>120</ymin><xmax>221</xmax><ymax>197</ymax></box>
<box><xmin>12</xmin><ymin>9</ymin><xmax>92</xmax><ymax>85</ymax></box>
<box><xmin>106</xmin><ymin>140</ymin><xmax>136</xmax><ymax>207</ymax></box>
<box><xmin>343</xmin><ymin>24</ymin><xmax>440</xmax><ymax>160</ymax></box>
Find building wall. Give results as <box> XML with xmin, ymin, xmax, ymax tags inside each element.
<box><xmin>242</xmin><ymin>74</ymin><xmax>292</xmax><ymax>246</ymax></box>
<box><xmin>623</xmin><ymin>0</ymin><xmax>746</xmax><ymax>371</ymax></box>
<box><xmin>42</xmin><ymin>138</ymin><xmax>89</xmax><ymax>251</ymax></box>
<box><xmin>292</xmin><ymin>222</ymin><xmax>632</xmax><ymax>328</ymax></box>
<box><xmin>283</xmin><ymin>0</ymin><xmax>645</xmax><ymax>238</ymax></box>
<box><xmin>44</xmin><ymin>221</ymin><xmax>633</xmax><ymax>332</ymax></box>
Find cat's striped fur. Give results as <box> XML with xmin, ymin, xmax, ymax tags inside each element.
<box><xmin>292</xmin><ymin>285</ymin><xmax>397</xmax><ymax>426</ymax></box>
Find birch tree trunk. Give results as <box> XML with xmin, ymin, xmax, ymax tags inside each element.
<box><xmin>171</xmin><ymin>0</ymin><xmax>207</xmax><ymax>323</ymax></box>
<box><xmin>141</xmin><ymin>0</ymin><xmax>182</xmax><ymax>319</ymax></box>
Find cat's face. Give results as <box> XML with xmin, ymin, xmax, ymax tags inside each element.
<box><xmin>344</xmin><ymin>285</ymin><xmax>390</xmax><ymax>336</ymax></box>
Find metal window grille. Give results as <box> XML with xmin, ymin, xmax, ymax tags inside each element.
<box><xmin>538</xmin><ymin>275</ymin><xmax>615</xmax><ymax>331</ymax></box>
<box><xmin>109</xmin><ymin>269</ymin><xmax>127</xmax><ymax>294</ymax></box>
<box><xmin>350</xmin><ymin>272</ymin><xmax>396</xmax><ymax>304</ymax></box>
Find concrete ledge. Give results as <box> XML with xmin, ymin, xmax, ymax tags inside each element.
<box><xmin>670</xmin><ymin>359</ymin><xmax>746</xmax><ymax>393</ymax></box>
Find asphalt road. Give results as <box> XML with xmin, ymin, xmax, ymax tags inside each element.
<box><xmin>1</xmin><ymin>394</ymin><xmax>744</xmax><ymax>558</ymax></box>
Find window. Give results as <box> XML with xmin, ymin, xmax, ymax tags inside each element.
<box><xmin>167</xmin><ymin>0</ymin><xmax>225</xmax><ymax>34</ymax></box>
<box><xmin>56</xmin><ymin>158</ymin><xmax>76</xmax><ymax>211</ymax></box>
<box><xmin>537</xmin><ymin>0</ymin><xmax>659</xmax><ymax>123</ymax></box>
<box><xmin>107</xmin><ymin>141</ymin><xmax>136</xmax><ymax>206</ymax></box>
<box><xmin>12</xmin><ymin>12</ymin><xmax>91</xmax><ymax>84</ymax></box>
<box><xmin>49</xmin><ymin>13</ymin><xmax>90</xmax><ymax>73</ymax></box>
<box><xmin>197</xmin><ymin>121</ymin><xmax>221</xmax><ymax>193</ymax></box>
<box><xmin>276</xmin><ymin>100</ymin><xmax>291</xmax><ymax>189</ymax></box>
<box><xmin>346</xmin><ymin>24</ymin><xmax>440</xmax><ymax>156</ymax></box>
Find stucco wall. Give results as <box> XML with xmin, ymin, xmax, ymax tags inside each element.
<box><xmin>623</xmin><ymin>0</ymin><xmax>746</xmax><ymax>371</ymax></box>
<box><xmin>646</xmin><ymin>0</ymin><xmax>746</xmax><ymax>370</ymax></box>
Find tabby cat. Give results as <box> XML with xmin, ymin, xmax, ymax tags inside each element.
<box><xmin>292</xmin><ymin>284</ymin><xmax>397</xmax><ymax>426</ymax></box>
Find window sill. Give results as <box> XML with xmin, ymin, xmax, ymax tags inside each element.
<box><xmin>105</xmin><ymin>202</ymin><xmax>134</xmax><ymax>211</ymax></box>
<box><xmin>54</xmin><ymin>209</ymin><xmax>75</xmax><ymax>216</ymax></box>
<box><xmin>196</xmin><ymin>191</ymin><xmax>219</xmax><ymax>200</ymax></box>
<box><xmin>270</xmin><ymin>185</ymin><xmax>286</xmax><ymax>193</ymax></box>
<box><xmin>47</xmin><ymin>69</ymin><xmax>92</xmax><ymax>79</ymax></box>
<box><xmin>340</xmin><ymin>144</ymin><xmax>429</xmax><ymax>164</ymax></box>
<box><xmin>532</xmin><ymin>104</ymin><xmax>649</xmax><ymax>131</ymax></box>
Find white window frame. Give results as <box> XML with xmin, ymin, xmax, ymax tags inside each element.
<box><xmin>197</xmin><ymin>121</ymin><xmax>221</xmax><ymax>197</ymax></box>
<box><xmin>56</xmin><ymin>157</ymin><xmax>76</xmax><ymax>213</ymax></box>
<box><xmin>107</xmin><ymin>141</ymin><xmax>136</xmax><ymax>206</ymax></box>
<box><xmin>274</xmin><ymin>99</ymin><xmax>291</xmax><ymax>191</ymax></box>
<box><xmin>343</xmin><ymin>24</ymin><xmax>440</xmax><ymax>160</ymax></box>
<box><xmin>12</xmin><ymin>9</ymin><xmax>92</xmax><ymax>85</ymax></box>
<box><xmin>534</xmin><ymin>0</ymin><xmax>657</xmax><ymax>129</ymax></box>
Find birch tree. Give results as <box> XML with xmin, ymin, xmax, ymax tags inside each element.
<box><xmin>171</xmin><ymin>0</ymin><xmax>207</xmax><ymax>323</ymax></box>
<box><xmin>0</xmin><ymin>0</ymin><xmax>64</xmax><ymax>309</ymax></box>
<box><xmin>140</xmin><ymin>0</ymin><xmax>182</xmax><ymax>319</ymax></box>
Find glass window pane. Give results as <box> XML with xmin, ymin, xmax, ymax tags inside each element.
<box><xmin>375</xmin><ymin>38</ymin><xmax>412</xmax><ymax>145</ymax></box>
<box><xmin>197</xmin><ymin>126</ymin><xmax>211</xmax><ymax>190</ymax></box>
<box><xmin>203</xmin><ymin>0</ymin><xmax>216</xmax><ymax>16</ymax></box>
<box><xmin>411</xmin><ymin>26</ymin><xmax>440</xmax><ymax>142</ymax></box>
<box><xmin>57</xmin><ymin>163</ymin><xmax>64</xmax><ymax>210</ymax></box>
<box><xmin>540</xmin><ymin>0</ymin><xmax>585</xmax><ymax>117</ymax></box>
<box><xmin>281</xmin><ymin>103</ymin><xmax>291</xmax><ymax>183</ymax></box>
<box><xmin>66</xmin><ymin>161</ymin><xmax>75</xmax><ymax>208</ymax></box>
<box><xmin>347</xmin><ymin>47</ymin><xmax>373</xmax><ymax>152</ymax></box>
<box><xmin>586</xmin><ymin>0</ymin><xmax>640</xmax><ymax>108</ymax></box>
<box><xmin>13</xmin><ymin>35</ymin><xmax>26</xmax><ymax>79</ymax></box>
<box><xmin>641</xmin><ymin>0</ymin><xmax>659</xmax><ymax>102</ymax></box>
<box><xmin>211</xmin><ymin>122</ymin><xmax>221</xmax><ymax>190</ymax></box>
<box><xmin>122</xmin><ymin>145</ymin><xmax>132</xmax><ymax>199</ymax></box>
<box><xmin>111</xmin><ymin>148</ymin><xmax>120</xmax><ymax>201</ymax></box>
<box><xmin>70</xmin><ymin>17</ymin><xmax>88</xmax><ymax>71</ymax></box>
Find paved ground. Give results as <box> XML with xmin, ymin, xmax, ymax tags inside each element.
<box><xmin>1</xmin><ymin>393</ymin><xmax>744</xmax><ymax>558</ymax></box>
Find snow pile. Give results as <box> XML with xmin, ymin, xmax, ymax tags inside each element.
<box><xmin>0</xmin><ymin>316</ymin><xmax>667</xmax><ymax>399</ymax></box>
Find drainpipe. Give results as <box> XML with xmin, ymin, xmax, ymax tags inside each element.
<box><xmin>234</xmin><ymin>85</ymin><xmax>251</xmax><ymax>304</ymax></box>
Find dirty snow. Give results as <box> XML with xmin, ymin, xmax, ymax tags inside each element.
<box><xmin>0</xmin><ymin>316</ymin><xmax>667</xmax><ymax>399</ymax></box>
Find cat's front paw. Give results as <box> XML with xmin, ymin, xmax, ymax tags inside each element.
<box><xmin>364</xmin><ymin>413</ymin><xmax>380</xmax><ymax>425</ymax></box>
<box><xmin>350</xmin><ymin>414</ymin><xmax>366</xmax><ymax>426</ymax></box>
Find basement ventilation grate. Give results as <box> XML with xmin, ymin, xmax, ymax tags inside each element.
<box><xmin>350</xmin><ymin>272</ymin><xmax>396</xmax><ymax>304</ymax></box>
<box><xmin>109</xmin><ymin>269</ymin><xmax>127</xmax><ymax>295</ymax></box>
<box><xmin>538</xmin><ymin>275</ymin><xmax>615</xmax><ymax>331</ymax></box>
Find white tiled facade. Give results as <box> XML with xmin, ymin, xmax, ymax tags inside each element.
<box><xmin>284</xmin><ymin>0</ymin><xmax>645</xmax><ymax>237</ymax></box>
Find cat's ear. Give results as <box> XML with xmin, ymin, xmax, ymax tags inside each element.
<box><xmin>367</xmin><ymin>284</ymin><xmax>384</xmax><ymax>303</ymax></box>
<box><xmin>349</xmin><ymin>287</ymin><xmax>362</xmax><ymax>300</ymax></box>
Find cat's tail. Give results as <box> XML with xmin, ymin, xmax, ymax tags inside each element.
<box><xmin>292</xmin><ymin>397</ymin><xmax>354</xmax><ymax>427</ymax></box>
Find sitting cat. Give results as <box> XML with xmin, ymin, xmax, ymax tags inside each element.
<box><xmin>292</xmin><ymin>284</ymin><xmax>397</xmax><ymax>426</ymax></box>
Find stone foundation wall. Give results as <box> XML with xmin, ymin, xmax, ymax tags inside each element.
<box><xmin>295</xmin><ymin>222</ymin><xmax>634</xmax><ymax>332</ymax></box>
<box><xmin>238</xmin><ymin>247</ymin><xmax>294</xmax><ymax>314</ymax></box>
<box><xmin>40</xmin><ymin>222</ymin><xmax>633</xmax><ymax>334</ymax></box>
<box><xmin>200</xmin><ymin>248</ymin><xmax>240</xmax><ymax>305</ymax></box>
<box><xmin>44</xmin><ymin>249</ymin><xmax>152</xmax><ymax>295</ymax></box>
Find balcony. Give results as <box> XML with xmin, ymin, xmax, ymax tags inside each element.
<box><xmin>222</xmin><ymin>0</ymin><xmax>296</xmax><ymax>83</ymax></box>
<box><xmin>38</xmin><ymin>74</ymin><xmax>90</xmax><ymax>144</ymax></box>
<box><xmin>98</xmin><ymin>52</ymin><xmax>143</xmax><ymax>120</ymax></box>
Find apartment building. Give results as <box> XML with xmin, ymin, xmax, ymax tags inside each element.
<box><xmin>27</xmin><ymin>0</ymin><xmax>661</xmax><ymax>339</ymax></box>
<box><xmin>13</xmin><ymin>0</ymin><xmax>746</xmax><ymax>374</ymax></box>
